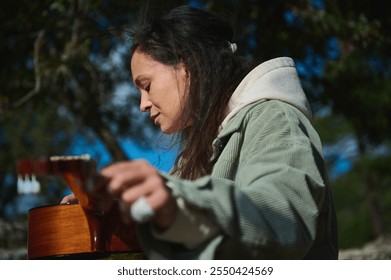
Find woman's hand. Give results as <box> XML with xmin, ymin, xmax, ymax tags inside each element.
<box><xmin>60</xmin><ymin>159</ymin><xmax>177</xmax><ymax>229</ymax></box>
<box><xmin>60</xmin><ymin>193</ymin><xmax>78</xmax><ymax>204</ymax></box>
<box><xmin>99</xmin><ymin>160</ymin><xmax>178</xmax><ymax>229</ymax></box>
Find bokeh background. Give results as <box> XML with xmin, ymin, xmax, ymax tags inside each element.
<box><xmin>1</xmin><ymin>0</ymin><xmax>391</xmax><ymax>259</ymax></box>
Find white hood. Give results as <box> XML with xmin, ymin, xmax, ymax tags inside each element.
<box><xmin>220</xmin><ymin>57</ymin><xmax>312</xmax><ymax>130</ymax></box>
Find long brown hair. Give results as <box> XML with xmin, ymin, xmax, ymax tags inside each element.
<box><xmin>130</xmin><ymin>5</ymin><xmax>254</xmax><ymax>179</ymax></box>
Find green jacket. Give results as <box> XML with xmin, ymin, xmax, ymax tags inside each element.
<box><xmin>138</xmin><ymin>58</ymin><xmax>338</xmax><ymax>259</ymax></box>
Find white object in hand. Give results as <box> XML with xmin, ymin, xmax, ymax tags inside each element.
<box><xmin>130</xmin><ymin>196</ymin><xmax>154</xmax><ymax>223</ymax></box>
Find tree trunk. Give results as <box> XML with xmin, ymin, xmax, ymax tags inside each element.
<box><xmin>363</xmin><ymin>169</ymin><xmax>383</xmax><ymax>237</ymax></box>
<box><xmin>95</xmin><ymin>124</ymin><xmax>128</xmax><ymax>162</ymax></box>
<box><xmin>358</xmin><ymin>139</ymin><xmax>383</xmax><ymax>237</ymax></box>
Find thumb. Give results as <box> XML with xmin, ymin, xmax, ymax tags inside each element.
<box><xmin>60</xmin><ymin>193</ymin><xmax>78</xmax><ymax>204</ymax></box>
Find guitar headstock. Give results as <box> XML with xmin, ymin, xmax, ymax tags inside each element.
<box><xmin>16</xmin><ymin>155</ymin><xmax>98</xmax><ymax>208</ymax></box>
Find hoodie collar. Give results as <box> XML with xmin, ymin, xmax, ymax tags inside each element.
<box><xmin>220</xmin><ymin>57</ymin><xmax>312</xmax><ymax>131</ymax></box>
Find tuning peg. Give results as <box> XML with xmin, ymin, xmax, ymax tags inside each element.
<box><xmin>17</xmin><ymin>175</ymin><xmax>25</xmax><ymax>194</ymax></box>
<box><xmin>31</xmin><ymin>174</ymin><xmax>40</xmax><ymax>194</ymax></box>
<box><xmin>25</xmin><ymin>174</ymin><xmax>32</xmax><ymax>194</ymax></box>
<box><xmin>17</xmin><ymin>174</ymin><xmax>41</xmax><ymax>194</ymax></box>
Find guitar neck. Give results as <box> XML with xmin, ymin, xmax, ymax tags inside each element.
<box><xmin>17</xmin><ymin>154</ymin><xmax>95</xmax><ymax>176</ymax></box>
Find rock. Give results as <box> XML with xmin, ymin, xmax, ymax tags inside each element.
<box><xmin>0</xmin><ymin>218</ymin><xmax>28</xmax><ymax>259</ymax></box>
<box><xmin>0</xmin><ymin>248</ymin><xmax>27</xmax><ymax>260</ymax></box>
<box><xmin>339</xmin><ymin>234</ymin><xmax>391</xmax><ymax>260</ymax></box>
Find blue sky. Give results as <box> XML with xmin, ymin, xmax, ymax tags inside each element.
<box><xmin>66</xmin><ymin>132</ymin><xmax>178</xmax><ymax>172</ymax></box>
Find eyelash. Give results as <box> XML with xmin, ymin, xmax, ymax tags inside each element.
<box><xmin>145</xmin><ymin>84</ymin><xmax>151</xmax><ymax>92</ymax></box>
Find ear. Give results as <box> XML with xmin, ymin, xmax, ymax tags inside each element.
<box><xmin>177</xmin><ymin>61</ymin><xmax>191</xmax><ymax>93</ymax></box>
<box><xmin>178</xmin><ymin>59</ymin><xmax>190</xmax><ymax>77</ymax></box>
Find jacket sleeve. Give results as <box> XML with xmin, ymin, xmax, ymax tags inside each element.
<box><xmin>148</xmin><ymin>196</ymin><xmax>221</xmax><ymax>249</ymax></box>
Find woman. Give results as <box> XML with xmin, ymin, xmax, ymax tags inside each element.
<box><xmin>63</xmin><ymin>5</ymin><xmax>338</xmax><ymax>259</ymax></box>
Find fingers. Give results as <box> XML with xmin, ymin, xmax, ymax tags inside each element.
<box><xmin>101</xmin><ymin>160</ymin><xmax>158</xmax><ymax>197</ymax></box>
<box><xmin>120</xmin><ymin>173</ymin><xmax>165</xmax><ymax>205</ymax></box>
<box><xmin>120</xmin><ymin>190</ymin><xmax>176</xmax><ymax>226</ymax></box>
<box><xmin>101</xmin><ymin>160</ymin><xmax>168</xmax><ymax>209</ymax></box>
<box><xmin>77</xmin><ymin>159</ymin><xmax>177</xmax><ymax>227</ymax></box>
<box><xmin>122</xmin><ymin>183</ymin><xmax>170</xmax><ymax>224</ymax></box>
<box><xmin>60</xmin><ymin>193</ymin><xmax>78</xmax><ymax>204</ymax></box>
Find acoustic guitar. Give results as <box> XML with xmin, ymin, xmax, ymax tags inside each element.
<box><xmin>17</xmin><ymin>155</ymin><xmax>144</xmax><ymax>259</ymax></box>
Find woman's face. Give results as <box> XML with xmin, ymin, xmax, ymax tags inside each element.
<box><xmin>131</xmin><ymin>50</ymin><xmax>190</xmax><ymax>134</ymax></box>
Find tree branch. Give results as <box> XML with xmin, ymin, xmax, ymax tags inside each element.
<box><xmin>13</xmin><ymin>30</ymin><xmax>45</xmax><ymax>108</ymax></box>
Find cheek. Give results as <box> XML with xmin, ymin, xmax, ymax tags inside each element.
<box><xmin>162</xmin><ymin>98</ymin><xmax>184</xmax><ymax>128</ymax></box>
<box><xmin>162</xmin><ymin>89</ymin><xmax>184</xmax><ymax>115</ymax></box>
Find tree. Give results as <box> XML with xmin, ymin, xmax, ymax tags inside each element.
<box><xmin>2</xmin><ymin>0</ymin><xmax>138</xmax><ymax>163</ymax></box>
<box><xmin>0</xmin><ymin>0</ymin><xmax>154</xmax><ymax>218</ymax></box>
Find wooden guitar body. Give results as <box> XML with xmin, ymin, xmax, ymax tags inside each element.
<box><xmin>18</xmin><ymin>155</ymin><xmax>145</xmax><ymax>259</ymax></box>
<box><xmin>28</xmin><ymin>203</ymin><xmax>144</xmax><ymax>259</ymax></box>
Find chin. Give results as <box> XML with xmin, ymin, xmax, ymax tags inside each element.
<box><xmin>161</xmin><ymin>128</ymin><xmax>176</xmax><ymax>135</ymax></box>
<box><xmin>160</xmin><ymin>125</ymin><xmax>182</xmax><ymax>135</ymax></box>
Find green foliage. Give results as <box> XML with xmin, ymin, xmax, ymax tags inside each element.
<box><xmin>322</xmin><ymin>52</ymin><xmax>391</xmax><ymax>145</ymax></box>
<box><xmin>314</xmin><ymin>113</ymin><xmax>354</xmax><ymax>145</ymax></box>
<box><xmin>332</xmin><ymin>168</ymin><xmax>374</xmax><ymax>248</ymax></box>
<box><xmin>331</xmin><ymin>155</ymin><xmax>391</xmax><ymax>248</ymax></box>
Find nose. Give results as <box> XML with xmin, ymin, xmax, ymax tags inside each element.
<box><xmin>139</xmin><ymin>92</ymin><xmax>152</xmax><ymax>112</ymax></box>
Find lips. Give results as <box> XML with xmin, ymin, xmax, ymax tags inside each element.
<box><xmin>150</xmin><ymin>113</ymin><xmax>160</xmax><ymax>125</ymax></box>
